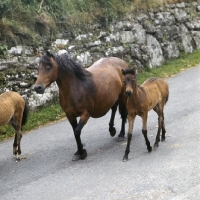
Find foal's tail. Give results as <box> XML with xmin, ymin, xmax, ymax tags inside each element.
<box><xmin>165</xmin><ymin>93</ymin><xmax>169</xmax><ymax>104</ymax></box>
<box><xmin>22</xmin><ymin>102</ymin><xmax>29</xmax><ymax>127</ymax></box>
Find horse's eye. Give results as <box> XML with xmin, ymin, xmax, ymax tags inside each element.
<box><xmin>46</xmin><ymin>66</ymin><xmax>51</xmax><ymax>71</ymax></box>
<box><xmin>123</xmin><ymin>80</ymin><xmax>125</xmax><ymax>84</ymax></box>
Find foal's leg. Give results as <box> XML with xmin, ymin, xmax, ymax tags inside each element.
<box><xmin>142</xmin><ymin>114</ymin><xmax>152</xmax><ymax>152</ymax></box>
<box><xmin>153</xmin><ymin>104</ymin><xmax>164</xmax><ymax>147</ymax></box>
<box><xmin>123</xmin><ymin>112</ymin><xmax>135</xmax><ymax>161</ymax></box>
<box><xmin>161</xmin><ymin>113</ymin><xmax>166</xmax><ymax>142</ymax></box>
<box><xmin>109</xmin><ymin>100</ymin><xmax>118</xmax><ymax>137</ymax></box>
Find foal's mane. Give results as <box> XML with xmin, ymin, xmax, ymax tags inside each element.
<box><xmin>123</xmin><ymin>68</ymin><xmax>136</xmax><ymax>75</ymax></box>
<box><xmin>40</xmin><ymin>53</ymin><xmax>91</xmax><ymax>80</ymax></box>
<box><xmin>123</xmin><ymin>68</ymin><xmax>141</xmax><ymax>87</ymax></box>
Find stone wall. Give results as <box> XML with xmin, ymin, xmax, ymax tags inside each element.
<box><xmin>1</xmin><ymin>1</ymin><xmax>200</xmax><ymax>110</ymax></box>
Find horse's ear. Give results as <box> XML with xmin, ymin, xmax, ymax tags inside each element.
<box><xmin>46</xmin><ymin>51</ymin><xmax>54</xmax><ymax>59</ymax></box>
<box><xmin>121</xmin><ymin>69</ymin><xmax>126</xmax><ymax>75</ymax></box>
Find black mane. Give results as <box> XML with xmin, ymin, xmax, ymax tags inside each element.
<box><xmin>40</xmin><ymin>53</ymin><xmax>91</xmax><ymax>80</ymax></box>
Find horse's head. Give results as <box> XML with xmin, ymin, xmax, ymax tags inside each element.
<box><xmin>34</xmin><ymin>51</ymin><xmax>58</xmax><ymax>94</ymax></box>
<box><xmin>121</xmin><ymin>68</ymin><xmax>136</xmax><ymax>97</ymax></box>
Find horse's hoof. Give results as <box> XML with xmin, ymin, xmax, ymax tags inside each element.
<box><xmin>72</xmin><ymin>149</ymin><xmax>87</xmax><ymax>161</ymax></box>
<box><xmin>154</xmin><ymin>143</ymin><xmax>159</xmax><ymax>148</ymax></box>
<box><xmin>80</xmin><ymin>149</ymin><xmax>87</xmax><ymax>160</ymax></box>
<box><xmin>109</xmin><ymin>127</ymin><xmax>116</xmax><ymax>137</ymax></box>
<box><xmin>123</xmin><ymin>156</ymin><xmax>128</xmax><ymax>162</ymax></box>
<box><xmin>147</xmin><ymin>146</ymin><xmax>152</xmax><ymax>152</ymax></box>
<box><xmin>116</xmin><ymin>137</ymin><xmax>124</xmax><ymax>142</ymax></box>
<box><xmin>13</xmin><ymin>147</ymin><xmax>17</xmax><ymax>155</ymax></box>
<box><xmin>15</xmin><ymin>157</ymin><xmax>21</xmax><ymax>162</ymax></box>
<box><xmin>72</xmin><ymin>154</ymin><xmax>80</xmax><ymax>161</ymax></box>
<box><xmin>161</xmin><ymin>137</ymin><xmax>165</xmax><ymax>142</ymax></box>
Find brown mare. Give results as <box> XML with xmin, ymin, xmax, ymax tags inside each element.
<box><xmin>121</xmin><ymin>68</ymin><xmax>169</xmax><ymax>161</ymax></box>
<box><xmin>0</xmin><ymin>91</ymin><xmax>28</xmax><ymax>160</ymax></box>
<box><xmin>34</xmin><ymin>51</ymin><xmax>128</xmax><ymax>161</ymax></box>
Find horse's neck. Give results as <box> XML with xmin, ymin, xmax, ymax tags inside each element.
<box><xmin>56</xmin><ymin>74</ymin><xmax>82</xmax><ymax>95</ymax></box>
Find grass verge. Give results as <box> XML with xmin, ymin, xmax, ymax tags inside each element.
<box><xmin>0</xmin><ymin>50</ymin><xmax>200</xmax><ymax>141</ymax></box>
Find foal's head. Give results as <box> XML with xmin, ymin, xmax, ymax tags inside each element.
<box><xmin>121</xmin><ymin>68</ymin><xmax>136</xmax><ymax>97</ymax></box>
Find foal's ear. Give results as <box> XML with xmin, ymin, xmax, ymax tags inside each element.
<box><xmin>121</xmin><ymin>69</ymin><xmax>126</xmax><ymax>75</ymax></box>
<box><xmin>46</xmin><ymin>51</ymin><xmax>54</xmax><ymax>59</ymax></box>
<box><xmin>38</xmin><ymin>52</ymin><xmax>43</xmax><ymax>57</ymax></box>
<box><xmin>131</xmin><ymin>68</ymin><xmax>136</xmax><ymax>75</ymax></box>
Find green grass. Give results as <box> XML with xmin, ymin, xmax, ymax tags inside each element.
<box><xmin>0</xmin><ymin>49</ymin><xmax>200</xmax><ymax>141</ymax></box>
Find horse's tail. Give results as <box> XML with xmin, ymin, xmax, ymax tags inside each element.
<box><xmin>118</xmin><ymin>101</ymin><xmax>127</xmax><ymax>123</ymax></box>
<box><xmin>165</xmin><ymin>93</ymin><xmax>169</xmax><ymax>104</ymax></box>
<box><xmin>22</xmin><ymin>102</ymin><xmax>29</xmax><ymax>127</ymax></box>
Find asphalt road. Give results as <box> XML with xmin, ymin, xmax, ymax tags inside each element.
<box><xmin>0</xmin><ymin>65</ymin><xmax>200</xmax><ymax>200</ymax></box>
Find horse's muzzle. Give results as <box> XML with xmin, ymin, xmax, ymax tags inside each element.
<box><xmin>126</xmin><ymin>90</ymin><xmax>133</xmax><ymax>97</ymax></box>
<box><xmin>34</xmin><ymin>84</ymin><xmax>45</xmax><ymax>94</ymax></box>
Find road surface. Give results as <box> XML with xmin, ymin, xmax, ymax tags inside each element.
<box><xmin>0</xmin><ymin>65</ymin><xmax>200</xmax><ymax>200</ymax></box>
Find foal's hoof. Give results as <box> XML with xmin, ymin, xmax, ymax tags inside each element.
<box><xmin>116</xmin><ymin>136</ymin><xmax>124</xmax><ymax>142</ymax></box>
<box><xmin>72</xmin><ymin>149</ymin><xmax>87</xmax><ymax>161</ymax></box>
<box><xmin>109</xmin><ymin>127</ymin><xmax>116</xmax><ymax>137</ymax></box>
<box><xmin>123</xmin><ymin>156</ymin><xmax>128</xmax><ymax>162</ymax></box>
<box><xmin>147</xmin><ymin>146</ymin><xmax>152</xmax><ymax>152</ymax></box>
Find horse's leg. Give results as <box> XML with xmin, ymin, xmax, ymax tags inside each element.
<box><xmin>13</xmin><ymin>129</ymin><xmax>18</xmax><ymax>155</ymax></box>
<box><xmin>16</xmin><ymin>131</ymin><xmax>22</xmax><ymax>154</ymax></box>
<box><xmin>117</xmin><ymin>107</ymin><xmax>127</xmax><ymax>141</ymax></box>
<box><xmin>12</xmin><ymin>107</ymin><xmax>24</xmax><ymax>161</ymax></box>
<box><xmin>123</xmin><ymin>112</ymin><xmax>135</xmax><ymax>161</ymax></box>
<box><xmin>12</xmin><ymin>124</ymin><xmax>22</xmax><ymax>160</ymax></box>
<box><xmin>117</xmin><ymin>95</ymin><xmax>128</xmax><ymax>142</ymax></box>
<box><xmin>109</xmin><ymin>100</ymin><xmax>118</xmax><ymax>137</ymax></box>
<box><xmin>161</xmin><ymin>113</ymin><xmax>166</xmax><ymax>142</ymax></box>
<box><xmin>68</xmin><ymin>118</ymin><xmax>80</xmax><ymax>160</ymax></box>
<box><xmin>69</xmin><ymin>113</ymin><xmax>90</xmax><ymax>161</ymax></box>
<box><xmin>142</xmin><ymin>113</ymin><xmax>152</xmax><ymax>152</ymax></box>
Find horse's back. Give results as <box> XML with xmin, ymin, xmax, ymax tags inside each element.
<box><xmin>0</xmin><ymin>91</ymin><xmax>25</xmax><ymax>125</ymax></box>
<box><xmin>88</xmin><ymin>57</ymin><xmax>128</xmax><ymax>72</ymax></box>
<box><xmin>0</xmin><ymin>91</ymin><xmax>24</xmax><ymax>104</ymax></box>
<box><xmin>87</xmin><ymin>57</ymin><xmax>128</xmax><ymax>91</ymax></box>
<box><xmin>86</xmin><ymin>57</ymin><xmax>128</xmax><ymax>117</ymax></box>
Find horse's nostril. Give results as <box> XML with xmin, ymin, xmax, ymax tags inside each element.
<box><xmin>34</xmin><ymin>85</ymin><xmax>44</xmax><ymax>94</ymax></box>
<box><xmin>126</xmin><ymin>91</ymin><xmax>132</xmax><ymax>96</ymax></box>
